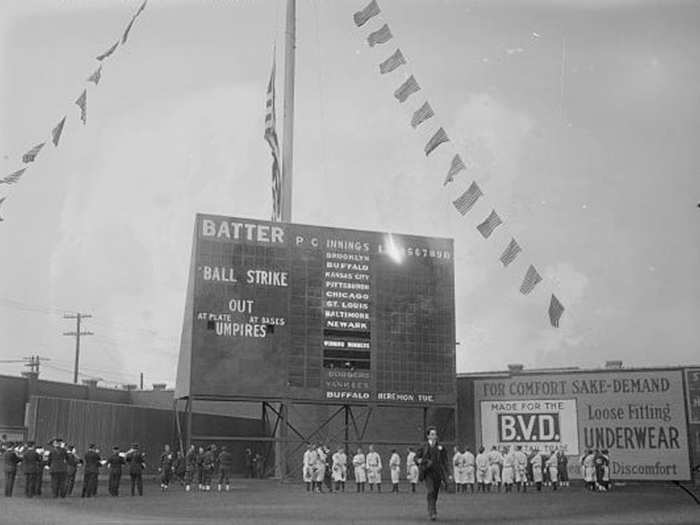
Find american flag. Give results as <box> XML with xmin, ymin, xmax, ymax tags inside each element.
<box><xmin>52</xmin><ymin>116</ymin><xmax>66</xmax><ymax>147</ymax></box>
<box><xmin>394</xmin><ymin>75</ymin><xmax>420</xmax><ymax>103</ymax></box>
<box><xmin>379</xmin><ymin>49</ymin><xmax>406</xmax><ymax>75</ymax></box>
<box><xmin>353</xmin><ymin>0</ymin><xmax>381</xmax><ymax>27</ymax></box>
<box><xmin>520</xmin><ymin>265</ymin><xmax>542</xmax><ymax>295</ymax></box>
<box><xmin>411</xmin><ymin>102</ymin><xmax>434</xmax><ymax>129</ymax></box>
<box><xmin>1</xmin><ymin>168</ymin><xmax>26</xmax><ymax>185</ymax></box>
<box><xmin>75</xmin><ymin>90</ymin><xmax>87</xmax><ymax>125</ymax></box>
<box><xmin>549</xmin><ymin>294</ymin><xmax>565</xmax><ymax>327</ymax></box>
<box><xmin>22</xmin><ymin>143</ymin><xmax>45</xmax><ymax>164</ymax></box>
<box><xmin>87</xmin><ymin>66</ymin><xmax>102</xmax><ymax>85</ymax></box>
<box><xmin>443</xmin><ymin>154</ymin><xmax>465</xmax><ymax>186</ymax></box>
<box><xmin>265</xmin><ymin>60</ymin><xmax>282</xmax><ymax>222</ymax></box>
<box><xmin>499</xmin><ymin>238</ymin><xmax>522</xmax><ymax>267</ymax></box>
<box><xmin>452</xmin><ymin>182</ymin><xmax>482</xmax><ymax>215</ymax></box>
<box><xmin>476</xmin><ymin>209</ymin><xmax>503</xmax><ymax>238</ymax></box>
<box><xmin>367</xmin><ymin>24</ymin><xmax>393</xmax><ymax>47</ymax></box>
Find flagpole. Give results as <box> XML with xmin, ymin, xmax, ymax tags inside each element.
<box><xmin>281</xmin><ymin>0</ymin><xmax>296</xmax><ymax>223</ymax></box>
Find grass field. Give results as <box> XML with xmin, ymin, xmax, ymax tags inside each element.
<box><xmin>2</xmin><ymin>479</ymin><xmax>699</xmax><ymax>524</ymax></box>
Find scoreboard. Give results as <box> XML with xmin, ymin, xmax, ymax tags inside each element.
<box><xmin>175</xmin><ymin>214</ymin><xmax>456</xmax><ymax>407</ymax></box>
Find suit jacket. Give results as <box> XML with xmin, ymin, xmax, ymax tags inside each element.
<box><xmin>107</xmin><ymin>453</ymin><xmax>125</xmax><ymax>473</ymax></box>
<box><xmin>3</xmin><ymin>449</ymin><xmax>20</xmax><ymax>473</ymax></box>
<box><xmin>415</xmin><ymin>442</ymin><xmax>449</xmax><ymax>482</ymax></box>
<box><xmin>83</xmin><ymin>450</ymin><xmax>102</xmax><ymax>474</ymax></box>
<box><xmin>48</xmin><ymin>446</ymin><xmax>68</xmax><ymax>474</ymax></box>
<box><xmin>126</xmin><ymin>451</ymin><xmax>145</xmax><ymax>474</ymax></box>
<box><xmin>22</xmin><ymin>449</ymin><xmax>40</xmax><ymax>474</ymax></box>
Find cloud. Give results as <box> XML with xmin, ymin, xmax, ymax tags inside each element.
<box><xmin>48</xmin><ymin>83</ymin><xmax>263</xmax><ymax>381</ymax></box>
<box><xmin>450</xmin><ymin>93</ymin><xmax>535</xmax><ymax>218</ymax></box>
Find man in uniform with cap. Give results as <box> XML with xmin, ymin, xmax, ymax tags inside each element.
<box><xmin>65</xmin><ymin>445</ymin><xmax>81</xmax><ymax>496</ymax></box>
<box><xmin>22</xmin><ymin>441</ymin><xmax>40</xmax><ymax>498</ymax></box>
<box><xmin>217</xmin><ymin>446</ymin><xmax>233</xmax><ymax>492</ymax></box>
<box><xmin>3</xmin><ymin>442</ymin><xmax>21</xmax><ymax>497</ymax></box>
<box><xmin>48</xmin><ymin>438</ymin><xmax>68</xmax><ymax>498</ymax></box>
<box><xmin>107</xmin><ymin>446</ymin><xmax>125</xmax><ymax>496</ymax></box>
<box><xmin>159</xmin><ymin>444</ymin><xmax>174</xmax><ymax>492</ymax></box>
<box><xmin>82</xmin><ymin>443</ymin><xmax>101</xmax><ymax>497</ymax></box>
<box><xmin>126</xmin><ymin>443</ymin><xmax>146</xmax><ymax>496</ymax></box>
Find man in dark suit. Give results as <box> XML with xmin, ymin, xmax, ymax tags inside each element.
<box><xmin>22</xmin><ymin>441</ymin><xmax>40</xmax><ymax>498</ymax></box>
<box><xmin>126</xmin><ymin>443</ymin><xmax>146</xmax><ymax>496</ymax></box>
<box><xmin>82</xmin><ymin>444</ymin><xmax>101</xmax><ymax>497</ymax></box>
<box><xmin>415</xmin><ymin>426</ymin><xmax>450</xmax><ymax>521</ymax></box>
<box><xmin>3</xmin><ymin>442</ymin><xmax>21</xmax><ymax>497</ymax></box>
<box><xmin>48</xmin><ymin>438</ymin><xmax>68</xmax><ymax>498</ymax></box>
<box><xmin>107</xmin><ymin>446</ymin><xmax>125</xmax><ymax>496</ymax></box>
<box><xmin>65</xmin><ymin>445</ymin><xmax>81</xmax><ymax>496</ymax></box>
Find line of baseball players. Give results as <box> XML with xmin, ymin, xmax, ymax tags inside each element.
<box><xmin>302</xmin><ymin>443</ymin><xmax>576</xmax><ymax>494</ymax></box>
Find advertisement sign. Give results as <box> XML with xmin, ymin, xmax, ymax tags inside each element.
<box><xmin>480</xmin><ymin>399</ymin><xmax>579</xmax><ymax>455</ymax></box>
<box><xmin>686</xmin><ymin>368</ymin><xmax>700</xmax><ymax>424</ymax></box>
<box><xmin>473</xmin><ymin>370</ymin><xmax>691</xmax><ymax>480</ymax></box>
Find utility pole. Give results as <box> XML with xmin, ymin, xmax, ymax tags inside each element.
<box><xmin>23</xmin><ymin>355</ymin><xmax>46</xmax><ymax>375</ymax></box>
<box><xmin>281</xmin><ymin>0</ymin><xmax>296</xmax><ymax>223</ymax></box>
<box><xmin>63</xmin><ymin>313</ymin><xmax>93</xmax><ymax>384</ymax></box>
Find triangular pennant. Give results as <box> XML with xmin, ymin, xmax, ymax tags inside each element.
<box><xmin>96</xmin><ymin>41</ymin><xmax>119</xmax><ymax>61</ymax></box>
<box><xmin>443</xmin><ymin>154</ymin><xmax>466</xmax><ymax>186</ymax></box>
<box><xmin>424</xmin><ymin>127</ymin><xmax>449</xmax><ymax>156</ymax></box>
<box><xmin>87</xmin><ymin>65</ymin><xmax>102</xmax><ymax>85</ymax></box>
<box><xmin>52</xmin><ymin>116</ymin><xmax>67</xmax><ymax>147</ymax></box>
<box><xmin>22</xmin><ymin>143</ymin><xmax>46</xmax><ymax>163</ymax></box>
<box><xmin>353</xmin><ymin>0</ymin><xmax>380</xmax><ymax>27</ymax></box>
<box><xmin>379</xmin><ymin>49</ymin><xmax>406</xmax><ymax>74</ymax></box>
<box><xmin>75</xmin><ymin>89</ymin><xmax>87</xmax><ymax>124</ymax></box>
<box><xmin>520</xmin><ymin>265</ymin><xmax>542</xmax><ymax>295</ymax></box>
<box><xmin>410</xmin><ymin>102</ymin><xmax>434</xmax><ymax>129</ymax></box>
<box><xmin>549</xmin><ymin>294</ymin><xmax>565</xmax><ymax>327</ymax></box>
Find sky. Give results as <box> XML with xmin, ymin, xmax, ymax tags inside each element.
<box><xmin>0</xmin><ymin>0</ymin><xmax>699</xmax><ymax>388</ymax></box>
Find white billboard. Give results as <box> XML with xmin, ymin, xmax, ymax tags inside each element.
<box><xmin>473</xmin><ymin>369</ymin><xmax>691</xmax><ymax>480</ymax></box>
<box><xmin>480</xmin><ymin>399</ymin><xmax>579</xmax><ymax>455</ymax></box>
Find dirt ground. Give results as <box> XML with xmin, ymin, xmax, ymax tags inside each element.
<box><xmin>2</xmin><ymin>479</ymin><xmax>699</xmax><ymax>524</ymax></box>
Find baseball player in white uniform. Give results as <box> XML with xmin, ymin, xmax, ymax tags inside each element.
<box><xmin>365</xmin><ymin>444</ymin><xmax>382</xmax><ymax>492</ymax></box>
<box><xmin>389</xmin><ymin>449</ymin><xmax>401</xmax><ymax>493</ymax></box>
<box><xmin>352</xmin><ymin>447</ymin><xmax>366</xmax><ymax>492</ymax></box>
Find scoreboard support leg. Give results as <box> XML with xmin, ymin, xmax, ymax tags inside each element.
<box><xmin>185</xmin><ymin>396</ymin><xmax>193</xmax><ymax>451</ymax></box>
<box><xmin>344</xmin><ymin>405</ymin><xmax>350</xmax><ymax>459</ymax></box>
<box><xmin>277</xmin><ymin>402</ymin><xmax>288</xmax><ymax>480</ymax></box>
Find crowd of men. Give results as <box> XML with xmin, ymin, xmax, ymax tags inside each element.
<box><xmin>300</xmin><ymin>442</ymin><xmax>612</xmax><ymax>494</ymax></box>
<box><xmin>2</xmin><ymin>437</ymin><xmax>146</xmax><ymax>498</ymax></box>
